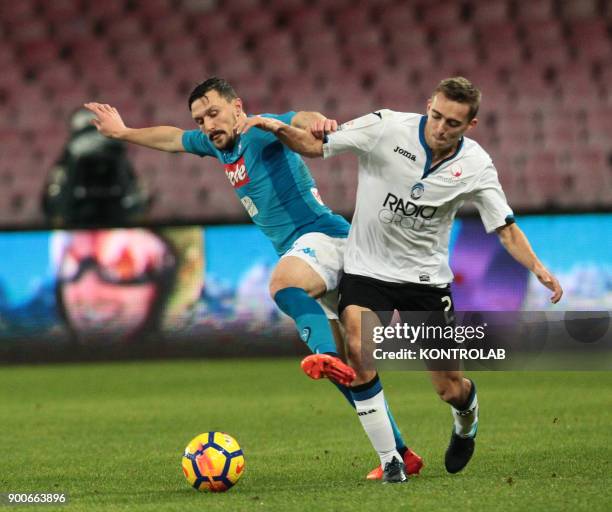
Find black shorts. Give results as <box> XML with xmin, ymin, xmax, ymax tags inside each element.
<box><xmin>340</xmin><ymin>273</ymin><xmax>458</xmax><ymax>370</ymax></box>
<box><xmin>338</xmin><ymin>272</ymin><xmax>454</xmax><ymax>323</ymax></box>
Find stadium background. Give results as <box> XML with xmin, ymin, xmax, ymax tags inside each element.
<box><xmin>0</xmin><ymin>0</ymin><xmax>611</xmax><ymax>224</ymax></box>
<box><xmin>1</xmin><ymin>2</ymin><xmax>611</xmax><ymax>511</ymax></box>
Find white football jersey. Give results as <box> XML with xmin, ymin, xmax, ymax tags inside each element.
<box><xmin>323</xmin><ymin>110</ymin><xmax>514</xmax><ymax>285</ymax></box>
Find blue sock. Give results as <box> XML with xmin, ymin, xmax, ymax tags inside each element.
<box><xmin>385</xmin><ymin>400</ymin><xmax>407</xmax><ymax>453</ymax></box>
<box><xmin>274</xmin><ymin>287</ymin><xmax>337</xmax><ymax>355</ymax></box>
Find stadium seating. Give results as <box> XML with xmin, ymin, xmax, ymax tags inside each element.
<box><xmin>0</xmin><ymin>0</ymin><xmax>609</xmax><ymax>227</ymax></box>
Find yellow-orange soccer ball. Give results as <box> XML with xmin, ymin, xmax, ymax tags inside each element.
<box><xmin>181</xmin><ymin>432</ymin><xmax>245</xmax><ymax>492</ymax></box>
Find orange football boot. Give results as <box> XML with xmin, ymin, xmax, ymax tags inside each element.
<box><xmin>301</xmin><ymin>354</ymin><xmax>356</xmax><ymax>387</ymax></box>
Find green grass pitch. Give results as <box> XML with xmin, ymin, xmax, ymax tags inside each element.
<box><xmin>1</xmin><ymin>359</ymin><xmax>611</xmax><ymax>511</ymax></box>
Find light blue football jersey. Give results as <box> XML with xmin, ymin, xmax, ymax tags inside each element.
<box><xmin>182</xmin><ymin>112</ymin><xmax>349</xmax><ymax>255</ymax></box>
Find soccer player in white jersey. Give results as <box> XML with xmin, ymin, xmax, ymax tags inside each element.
<box><xmin>238</xmin><ymin>77</ymin><xmax>563</xmax><ymax>483</ymax></box>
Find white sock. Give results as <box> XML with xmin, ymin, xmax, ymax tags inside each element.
<box><xmin>452</xmin><ymin>381</ymin><xmax>479</xmax><ymax>438</ymax></box>
<box><xmin>353</xmin><ymin>389</ymin><xmax>402</xmax><ymax>466</ymax></box>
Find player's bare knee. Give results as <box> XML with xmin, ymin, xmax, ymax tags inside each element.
<box><xmin>269</xmin><ymin>280</ymin><xmax>286</xmax><ymax>299</ymax></box>
<box><xmin>269</xmin><ymin>277</ymin><xmax>304</xmax><ymax>299</ymax></box>
<box><xmin>269</xmin><ymin>264</ymin><xmax>298</xmax><ymax>298</ymax></box>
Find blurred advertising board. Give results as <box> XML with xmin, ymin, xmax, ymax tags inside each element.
<box><xmin>0</xmin><ymin>214</ymin><xmax>609</xmax><ymax>361</ymax></box>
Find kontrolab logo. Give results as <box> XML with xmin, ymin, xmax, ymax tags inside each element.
<box><xmin>224</xmin><ymin>157</ymin><xmax>250</xmax><ymax>188</ymax></box>
<box><xmin>378</xmin><ymin>192</ymin><xmax>438</xmax><ymax>229</ymax></box>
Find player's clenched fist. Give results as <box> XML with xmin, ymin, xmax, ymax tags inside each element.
<box><xmin>83</xmin><ymin>102</ymin><xmax>128</xmax><ymax>139</ymax></box>
<box><xmin>309</xmin><ymin>118</ymin><xmax>338</xmax><ymax>140</ymax></box>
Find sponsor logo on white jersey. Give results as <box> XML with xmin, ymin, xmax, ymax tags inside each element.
<box><xmin>383</xmin><ymin>193</ymin><xmax>437</xmax><ymax>219</ymax></box>
<box><xmin>450</xmin><ymin>164</ymin><xmax>462</xmax><ymax>177</ymax></box>
<box><xmin>378</xmin><ymin>192</ymin><xmax>438</xmax><ymax>230</ymax></box>
<box><xmin>434</xmin><ymin>164</ymin><xmax>466</xmax><ymax>184</ymax></box>
<box><xmin>394</xmin><ymin>145</ymin><xmax>417</xmax><ymax>161</ymax></box>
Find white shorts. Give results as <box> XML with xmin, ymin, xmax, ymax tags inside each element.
<box><xmin>281</xmin><ymin>232</ymin><xmax>347</xmax><ymax>319</ymax></box>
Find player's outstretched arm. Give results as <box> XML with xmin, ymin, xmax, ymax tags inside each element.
<box><xmin>496</xmin><ymin>223</ymin><xmax>563</xmax><ymax>303</ymax></box>
<box><xmin>236</xmin><ymin>116</ymin><xmax>324</xmax><ymax>158</ymax></box>
<box><xmin>84</xmin><ymin>102</ymin><xmax>186</xmax><ymax>153</ymax></box>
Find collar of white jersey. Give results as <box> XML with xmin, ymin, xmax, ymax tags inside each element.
<box><xmin>418</xmin><ymin>115</ymin><xmax>465</xmax><ymax>180</ymax></box>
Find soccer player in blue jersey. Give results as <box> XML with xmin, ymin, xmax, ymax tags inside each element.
<box><xmin>84</xmin><ymin>77</ymin><xmax>423</xmax><ymax>482</ymax></box>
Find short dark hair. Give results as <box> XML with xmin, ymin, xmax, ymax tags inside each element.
<box><xmin>433</xmin><ymin>77</ymin><xmax>481</xmax><ymax>121</ymax></box>
<box><xmin>187</xmin><ymin>77</ymin><xmax>237</xmax><ymax>110</ymax></box>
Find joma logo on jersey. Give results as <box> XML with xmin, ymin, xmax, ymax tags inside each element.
<box><xmin>224</xmin><ymin>157</ymin><xmax>250</xmax><ymax>188</ymax></box>
<box><xmin>394</xmin><ymin>146</ymin><xmax>417</xmax><ymax>162</ymax></box>
<box><xmin>382</xmin><ymin>193</ymin><xmax>437</xmax><ymax>219</ymax></box>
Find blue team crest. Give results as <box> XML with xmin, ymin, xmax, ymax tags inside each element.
<box><xmin>300</xmin><ymin>327</ymin><xmax>311</xmax><ymax>342</ymax></box>
<box><xmin>411</xmin><ymin>182</ymin><xmax>425</xmax><ymax>200</ymax></box>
